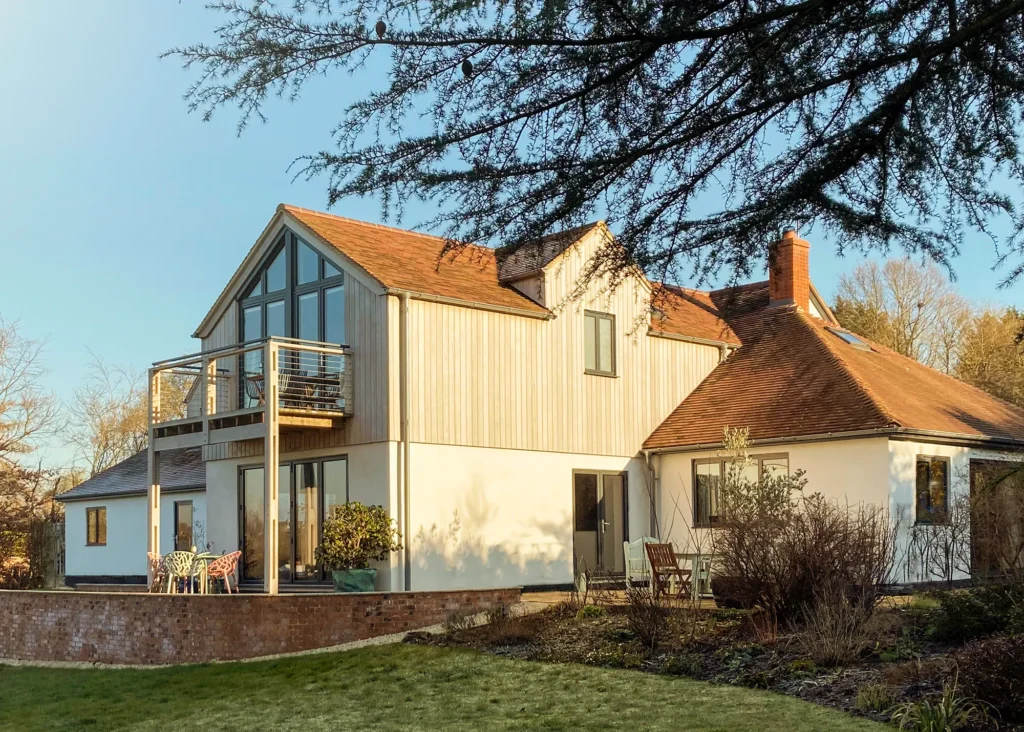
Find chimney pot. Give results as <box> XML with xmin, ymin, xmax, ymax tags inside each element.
<box><xmin>769</xmin><ymin>231</ymin><xmax>810</xmax><ymax>310</ymax></box>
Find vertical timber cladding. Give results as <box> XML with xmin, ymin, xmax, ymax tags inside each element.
<box><xmin>404</xmin><ymin>230</ymin><xmax>722</xmax><ymax>456</ymax></box>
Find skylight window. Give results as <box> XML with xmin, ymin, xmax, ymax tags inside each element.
<box><xmin>826</xmin><ymin>327</ymin><xmax>871</xmax><ymax>351</ymax></box>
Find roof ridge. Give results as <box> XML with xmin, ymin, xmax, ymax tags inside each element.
<box><xmin>798</xmin><ymin>311</ymin><xmax>902</xmax><ymax>427</ymax></box>
<box><xmin>280</xmin><ymin>204</ymin><xmax>467</xmax><ymax>248</ymax></box>
<box><xmin>284</xmin><ymin>203</ymin><xmax>596</xmax><ymax>259</ymax></box>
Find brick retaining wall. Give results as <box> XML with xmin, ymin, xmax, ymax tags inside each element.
<box><xmin>0</xmin><ymin>587</ymin><xmax>519</xmax><ymax>665</ymax></box>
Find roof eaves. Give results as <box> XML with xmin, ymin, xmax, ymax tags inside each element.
<box><xmin>56</xmin><ymin>483</ymin><xmax>207</xmax><ymax>503</ymax></box>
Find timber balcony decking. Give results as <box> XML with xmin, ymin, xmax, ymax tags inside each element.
<box><xmin>149</xmin><ymin>336</ymin><xmax>353</xmax><ymax>451</ymax></box>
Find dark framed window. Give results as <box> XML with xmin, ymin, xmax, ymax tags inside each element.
<box><xmin>86</xmin><ymin>507</ymin><xmax>106</xmax><ymax>546</ymax></box>
<box><xmin>237</xmin><ymin>230</ymin><xmax>346</xmax><ymax>406</ymax></box>
<box><xmin>693</xmin><ymin>454</ymin><xmax>789</xmax><ymax>527</ymax></box>
<box><xmin>174</xmin><ymin>501</ymin><xmax>194</xmax><ymax>551</ymax></box>
<box><xmin>916</xmin><ymin>456</ymin><xmax>949</xmax><ymax>524</ymax></box>
<box><xmin>584</xmin><ymin>311</ymin><xmax>616</xmax><ymax>376</ymax></box>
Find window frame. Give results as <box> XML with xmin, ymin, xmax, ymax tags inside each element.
<box><xmin>692</xmin><ymin>453</ymin><xmax>789</xmax><ymax>528</ymax></box>
<box><xmin>583</xmin><ymin>310</ymin><xmax>617</xmax><ymax>377</ymax></box>
<box><xmin>915</xmin><ymin>455</ymin><xmax>951</xmax><ymax>525</ymax></box>
<box><xmin>237</xmin><ymin>229</ymin><xmax>346</xmax><ymax>346</ymax></box>
<box><xmin>173</xmin><ymin>500</ymin><xmax>194</xmax><ymax>552</ymax></box>
<box><xmin>86</xmin><ymin>506</ymin><xmax>107</xmax><ymax>546</ymax></box>
<box><xmin>237</xmin><ymin>454</ymin><xmax>351</xmax><ymax>584</ymax></box>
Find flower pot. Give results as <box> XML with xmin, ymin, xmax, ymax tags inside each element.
<box><xmin>331</xmin><ymin>568</ymin><xmax>377</xmax><ymax>593</ymax></box>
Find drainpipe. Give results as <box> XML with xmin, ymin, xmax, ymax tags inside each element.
<box><xmin>643</xmin><ymin>449</ymin><xmax>659</xmax><ymax>539</ymax></box>
<box><xmin>399</xmin><ymin>291</ymin><xmax>412</xmax><ymax>591</ymax></box>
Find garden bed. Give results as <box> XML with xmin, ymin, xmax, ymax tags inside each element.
<box><xmin>406</xmin><ymin>590</ymin><xmax>1023</xmax><ymax>731</ymax></box>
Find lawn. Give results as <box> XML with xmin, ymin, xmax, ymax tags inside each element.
<box><xmin>0</xmin><ymin>644</ymin><xmax>885</xmax><ymax>731</ymax></box>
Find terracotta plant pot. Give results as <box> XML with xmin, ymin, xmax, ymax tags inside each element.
<box><xmin>331</xmin><ymin>568</ymin><xmax>377</xmax><ymax>592</ymax></box>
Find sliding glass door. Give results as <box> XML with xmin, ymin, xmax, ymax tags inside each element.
<box><xmin>239</xmin><ymin>457</ymin><xmax>349</xmax><ymax>583</ymax></box>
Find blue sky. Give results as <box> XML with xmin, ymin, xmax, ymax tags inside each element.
<box><xmin>1</xmin><ymin>2</ymin><xmax>1021</xmax><ymax>466</ymax></box>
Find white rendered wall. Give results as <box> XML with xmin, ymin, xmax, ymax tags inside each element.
<box><xmin>64</xmin><ymin>490</ymin><xmax>206</xmax><ymax>578</ymax></box>
<box><xmin>655</xmin><ymin>437</ymin><xmax>891</xmax><ymax>557</ymax></box>
<box><xmin>406</xmin><ymin>442</ymin><xmax>650</xmax><ymax>591</ymax></box>
<box><xmin>888</xmin><ymin>439</ymin><xmax>972</xmax><ymax>583</ymax></box>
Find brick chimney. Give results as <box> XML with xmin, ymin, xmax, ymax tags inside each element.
<box><xmin>768</xmin><ymin>229</ymin><xmax>810</xmax><ymax>310</ymax></box>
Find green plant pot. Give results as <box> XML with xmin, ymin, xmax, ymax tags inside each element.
<box><xmin>331</xmin><ymin>568</ymin><xmax>377</xmax><ymax>593</ymax></box>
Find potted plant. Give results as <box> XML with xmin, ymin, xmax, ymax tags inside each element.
<box><xmin>315</xmin><ymin>502</ymin><xmax>402</xmax><ymax>592</ymax></box>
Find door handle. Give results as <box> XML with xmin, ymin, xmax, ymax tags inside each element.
<box><xmin>600</xmin><ymin>520</ymin><xmax>610</xmax><ymax>532</ymax></box>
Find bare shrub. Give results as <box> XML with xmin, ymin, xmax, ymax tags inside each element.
<box><xmin>623</xmin><ymin>586</ymin><xmax>666</xmax><ymax>650</ymax></box>
<box><xmin>482</xmin><ymin>603</ymin><xmax>537</xmax><ymax>646</ymax></box>
<box><xmin>906</xmin><ymin>493</ymin><xmax>972</xmax><ymax>586</ymax></box>
<box><xmin>798</xmin><ymin>582</ymin><xmax>873</xmax><ymax>665</ymax></box>
<box><xmin>747</xmin><ymin>609</ymin><xmax>779</xmax><ymax>645</ymax></box>
<box><xmin>442</xmin><ymin>610</ymin><xmax>476</xmax><ymax>634</ymax></box>
<box><xmin>715</xmin><ymin>467</ymin><xmax>898</xmax><ymax>625</ymax></box>
<box><xmin>883</xmin><ymin>657</ymin><xmax>953</xmax><ymax>687</ymax></box>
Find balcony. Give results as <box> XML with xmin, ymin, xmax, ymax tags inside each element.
<box><xmin>148</xmin><ymin>337</ymin><xmax>353</xmax><ymax>451</ymax></box>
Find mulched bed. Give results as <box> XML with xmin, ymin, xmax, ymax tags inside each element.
<box><xmin>405</xmin><ymin>602</ymin><xmax>1020</xmax><ymax>731</ymax></box>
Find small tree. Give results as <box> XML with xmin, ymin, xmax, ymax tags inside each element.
<box><xmin>715</xmin><ymin>427</ymin><xmax>898</xmax><ymax>624</ymax></box>
<box><xmin>314</xmin><ymin>502</ymin><xmax>402</xmax><ymax>571</ymax></box>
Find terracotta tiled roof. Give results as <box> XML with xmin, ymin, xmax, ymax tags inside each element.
<box><xmin>496</xmin><ymin>222</ymin><xmax>603</xmax><ymax>281</ymax></box>
<box><xmin>283</xmin><ymin>205</ymin><xmax>549</xmax><ymax>314</ymax></box>
<box><xmin>55</xmin><ymin>448</ymin><xmax>205</xmax><ymax>502</ymax></box>
<box><xmin>644</xmin><ymin>302</ymin><xmax>1024</xmax><ymax>449</ymax></box>
<box><xmin>649</xmin><ymin>285</ymin><xmax>741</xmax><ymax>345</ymax></box>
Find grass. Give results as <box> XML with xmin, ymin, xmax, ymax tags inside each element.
<box><xmin>0</xmin><ymin>644</ymin><xmax>886</xmax><ymax>731</ymax></box>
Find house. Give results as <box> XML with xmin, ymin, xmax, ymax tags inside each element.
<box><xmin>58</xmin><ymin>448</ymin><xmax>206</xmax><ymax>585</ymax></box>
<box><xmin>58</xmin><ymin>208</ymin><xmax>1024</xmax><ymax>591</ymax></box>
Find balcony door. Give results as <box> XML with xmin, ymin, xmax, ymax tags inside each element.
<box><xmin>239</xmin><ymin>457</ymin><xmax>349</xmax><ymax>583</ymax></box>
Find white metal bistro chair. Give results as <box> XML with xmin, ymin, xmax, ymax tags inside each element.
<box><xmin>623</xmin><ymin>536</ymin><xmax>658</xmax><ymax>589</ymax></box>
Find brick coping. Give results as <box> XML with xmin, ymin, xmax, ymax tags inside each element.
<box><xmin>0</xmin><ymin>587</ymin><xmax>521</xmax><ymax>597</ymax></box>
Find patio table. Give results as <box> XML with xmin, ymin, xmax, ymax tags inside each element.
<box><xmin>191</xmin><ymin>552</ymin><xmax>223</xmax><ymax>594</ymax></box>
<box><xmin>675</xmin><ymin>552</ymin><xmax>715</xmax><ymax>600</ymax></box>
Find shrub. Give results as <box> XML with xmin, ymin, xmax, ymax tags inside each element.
<box><xmin>856</xmin><ymin>683</ymin><xmax>896</xmax><ymax>713</ymax></box>
<box><xmin>442</xmin><ymin>610</ymin><xmax>476</xmax><ymax>633</ymax></box>
<box><xmin>314</xmin><ymin>502</ymin><xmax>402</xmax><ymax>570</ymax></box>
<box><xmin>891</xmin><ymin>677</ymin><xmax>996</xmax><ymax>731</ymax></box>
<box><xmin>931</xmin><ymin>583</ymin><xmax>1024</xmax><ymax>643</ymax></box>
<box><xmin>623</xmin><ymin>586</ymin><xmax>666</xmax><ymax>650</ymax></box>
<box><xmin>882</xmin><ymin>657</ymin><xmax>952</xmax><ymax>687</ymax></box>
<box><xmin>482</xmin><ymin>604</ymin><xmax>537</xmax><ymax>646</ymax></box>
<box><xmin>798</xmin><ymin>582</ymin><xmax>873</xmax><ymax>665</ymax></box>
<box><xmin>957</xmin><ymin>634</ymin><xmax>1024</xmax><ymax>722</ymax></box>
<box><xmin>715</xmin><ymin>468</ymin><xmax>898</xmax><ymax>625</ymax></box>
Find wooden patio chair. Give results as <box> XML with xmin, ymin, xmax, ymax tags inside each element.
<box><xmin>645</xmin><ymin>543</ymin><xmax>692</xmax><ymax>600</ymax></box>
